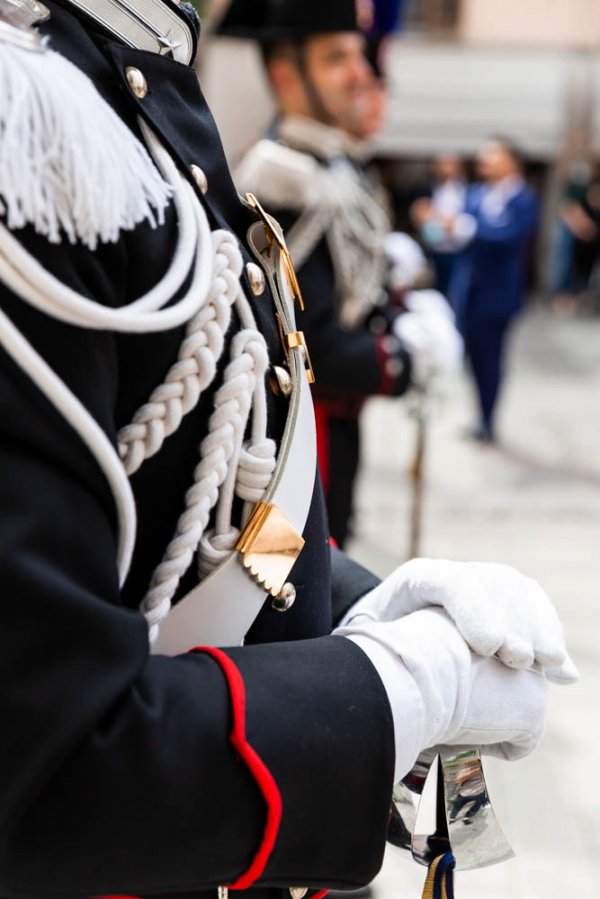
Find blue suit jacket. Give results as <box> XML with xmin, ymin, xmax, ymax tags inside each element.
<box><xmin>451</xmin><ymin>182</ymin><xmax>539</xmax><ymax>325</ymax></box>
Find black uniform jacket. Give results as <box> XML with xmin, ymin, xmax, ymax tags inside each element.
<box><xmin>288</xmin><ymin>225</ymin><xmax>411</xmax><ymax>402</ymax></box>
<box><xmin>0</xmin><ymin>4</ymin><xmax>396</xmax><ymax>899</ymax></box>
<box><xmin>271</xmin><ymin>174</ymin><xmax>411</xmax><ymax>403</ymax></box>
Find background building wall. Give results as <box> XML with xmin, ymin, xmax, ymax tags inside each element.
<box><xmin>459</xmin><ymin>0</ymin><xmax>600</xmax><ymax>48</ymax></box>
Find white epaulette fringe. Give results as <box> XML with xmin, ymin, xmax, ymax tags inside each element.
<box><xmin>0</xmin><ymin>120</ymin><xmax>277</xmax><ymax>630</ymax></box>
<box><xmin>0</xmin><ymin>37</ymin><xmax>172</xmax><ymax>249</ymax></box>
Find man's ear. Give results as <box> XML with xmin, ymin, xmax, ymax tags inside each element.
<box><xmin>267</xmin><ymin>56</ymin><xmax>301</xmax><ymax>98</ymax></box>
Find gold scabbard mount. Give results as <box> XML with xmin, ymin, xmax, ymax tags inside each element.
<box><xmin>286</xmin><ymin>330</ymin><xmax>315</xmax><ymax>384</ymax></box>
<box><xmin>245</xmin><ymin>192</ymin><xmax>305</xmax><ymax>311</ymax></box>
<box><xmin>236</xmin><ymin>501</ymin><xmax>305</xmax><ymax>597</ymax></box>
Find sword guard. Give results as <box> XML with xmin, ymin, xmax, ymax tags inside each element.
<box><xmin>390</xmin><ymin>748</ymin><xmax>515</xmax><ymax>872</ymax></box>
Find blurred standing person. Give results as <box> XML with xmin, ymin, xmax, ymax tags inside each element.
<box><xmin>410</xmin><ymin>154</ymin><xmax>469</xmax><ymax>299</ymax></box>
<box><xmin>218</xmin><ymin>0</ymin><xmax>461</xmax><ymax>547</ymax></box>
<box><xmin>451</xmin><ymin>137</ymin><xmax>539</xmax><ymax>443</ymax></box>
<box><xmin>566</xmin><ymin>162</ymin><xmax>600</xmax><ymax>304</ymax></box>
<box><xmin>550</xmin><ymin>155</ymin><xmax>594</xmax><ymax>302</ymax></box>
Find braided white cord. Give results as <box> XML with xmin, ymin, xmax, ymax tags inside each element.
<box><xmin>0</xmin><ymin>105</ymin><xmax>277</xmax><ymax>617</ymax></box>
<box><xmin>285</xmin><ymin>203</ymin><xmax>336</xmax><ymax>271</ymax></box>
<box><xmin>141</xmin><ymin>314</ymin><xmax>273</xmax><ymax>642</ymax></box>
<box><xmin>117</xmin><ymin>230</ymin><xmax>243</xmax><ymax>475</ymax></box>
<box><xmin>197</xmin><ymin>282</ymin><xmax>276</xmax><ymax>578</ymax></box>
<box><xmin>285</xmin><ymin>166</ymin><xmax>390</xmax><ymax>329</ymax></box>
<box><xmin>0</xmin><ymin>124</ymin><xmax>213</xmax><ymax>584</ymax></box>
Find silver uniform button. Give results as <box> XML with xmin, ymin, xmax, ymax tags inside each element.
<box><xmin>272</xmin><ymin>582</ymin><xmax>296</xmax><ymax>612</ymax></box>
<box><xmin>270</xmin><ymin>365</ymin><xmax>293</xmax><ymax>398</ymax></box>
<box><xmin>289</xmin><ymin>889</ymin><xmax>308</xmax><ymax>899</ymax></box>
<box><xmin>125</xmin><ymin>67</ymin><xmax>148</xmax><ymax>99</ymax></box>
<box><xmin>385</xmin><ymin>356</ymin><xmax>404</xmax><ymax>378</ymax></box>
<box><xmin>246</xmin><ymin>262</ymin><xmax>266</xmax><ymax>296</ymax></box>
<box><xmin>190</xmin><ymin>164</ymin><xmax>209</xmax><ymax>195</ymax></box>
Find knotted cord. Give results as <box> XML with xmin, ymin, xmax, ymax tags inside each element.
<box><xmin>0</xmin><ymin>115</ymin><xmax>276</xmax><ymax>635</ymax></box>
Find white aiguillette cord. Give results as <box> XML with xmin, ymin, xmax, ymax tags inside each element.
<box><xmin>0</xmin><ymin>122</ymin><xmax>213</xmax><ymax>581</ymax></box>
<box><xmin>151</xmin><ymin>205</ymin><xmax>317</xmax><ymax>654</ymax></box>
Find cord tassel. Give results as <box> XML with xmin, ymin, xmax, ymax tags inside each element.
<box><xmin>421</xmin><ymin>851</ymin><xmax>455</xmax><ymax>899</ymax></box>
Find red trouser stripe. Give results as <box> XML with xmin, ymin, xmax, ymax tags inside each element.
<box><xmin>191</xmin><ymin>646</ymin><xmax>283</xmax><ymax>890</ymax></box>
<box><xmin>313</xmin><ymin>402</ymin><xmax>330</xmax><ymax>494</ymax></box>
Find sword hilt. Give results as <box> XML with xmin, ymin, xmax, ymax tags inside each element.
<box><xmin>389</xmin><ymin>748</ymin><xmax>514</xmax><ymax>871</ymax></box>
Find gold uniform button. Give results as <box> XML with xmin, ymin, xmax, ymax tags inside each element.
<box><xmin>125</xmin><ymin>67</ymin><xmax>148</xmax><ymax>99</ymax></box>
<box><xmin>246</xmin><ymin>262</ymin><xmax>266</xmax><ymax>296</ymax></box>
<box><xmin>190</xmin><ymin>164</ymin><xmax>209</xmax><ymax>195</ymax></box>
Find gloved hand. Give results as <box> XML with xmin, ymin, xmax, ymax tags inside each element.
<box><xmin>392</xmin><ymin>290</ymin><xmax>463</xmax><ymax>385</ymax></box>
<box><xmin>336</xmin><ymin>609</ymin><xmax>550</xmax><ymax>781</ymax></box>
<box><xmin>384</xmin><ymin>231</ymin><xmax>428</xmax><ymax>290</ymax></box>
<box><xmin>341</xmin><ymin>557</ymin><xmax>578</xmax><ymax>684</ymax></box>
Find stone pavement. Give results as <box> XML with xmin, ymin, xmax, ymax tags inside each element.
<box><xmin>347</xmin><ymin>307</ymin><xmax>600</xmax><ymax>899</ymax></box>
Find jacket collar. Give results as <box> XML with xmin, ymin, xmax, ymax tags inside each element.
<box><xmin>59</xmin><ymin>0</ymin><xmax>198</xmax><ymax>64</ymax></box>
<box><xmin>277</xmin><ymin>114</ymin><xmax>371</xmax><ymax>163</ymax></box>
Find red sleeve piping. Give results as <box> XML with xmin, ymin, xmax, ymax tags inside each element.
<box><xmin>190</xmin><ymin>646</ymin><xmax>283</xmax><ymax>890</ymax></box>
<box><xmin>374</xmin><ymin>336</ymin><xmax>396</xmax><ymax>396</ymax></box>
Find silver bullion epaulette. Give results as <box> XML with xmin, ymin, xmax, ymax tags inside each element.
<box><xmin>0</xmin><ymin>2</ymin><xmax>172</xmax><ymax>250</ymax></box>
<box><xmin>234</xmin><ymin>139</ymin><xmax>339</xmax><ymax>214</ymax></box>
<box><xmin>0</xmin><ymin>0</ymin><xmax>49</xmax><ymax>29</ymax></box>
<box><xmin>60</xmin><ymin>0</ymin><xmax>196</xmax><ymax>66</ymax></box>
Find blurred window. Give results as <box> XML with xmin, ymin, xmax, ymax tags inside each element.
<box><xmin>404</xmin><ymin>0</ymin><xmax>460</xmax><ymax>34</ymax></box>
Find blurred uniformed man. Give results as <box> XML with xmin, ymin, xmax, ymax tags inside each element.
<box><xmin>224</xmin><ymin>0</ymin><xmax>461</xmax><ymax>547</ymax></box>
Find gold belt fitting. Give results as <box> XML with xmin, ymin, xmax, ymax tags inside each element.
<box><xmin>285</xmin><ymin>330</ymin><xmax>315</xmax><ymax>384</ymax></box>
<box><xmin>245</xmin><ymin>192</ymin><xmax>305</xmax><ymax>310</ymax></box>
<box><xmin>236</xmin><ymin>501</ymin><xmax>305</xmax><ymax>597</ymax></box>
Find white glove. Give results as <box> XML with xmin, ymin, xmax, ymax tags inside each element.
<box><xmin>336</xmin><ymin>609</ymin><xmax>549</xmax><ymax>781</ymax></box>
<box><xmin>342</xmin><ymin>558</ymin><xmax>578</xmax><ymax>684</ymax></box>
<box><xmin>393</xmin><ymin>290</ymin><xmax>463</xmax><ymax>385</ymax></box>
<box><xmin>385</xmin><ymin>232</ymin><xmax>428</xmax><ymax>290</ymax></box>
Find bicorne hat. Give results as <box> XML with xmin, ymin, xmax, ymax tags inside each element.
<box><xmin>216</xmin><ymin>0</ymin><xmax>367</xmax><ymax>42</ymax></box>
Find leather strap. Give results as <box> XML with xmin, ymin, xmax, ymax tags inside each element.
<box><xmin>152</xmin><ymin>220</ymin><xmax>316</xmax><ymax>653</ymax></box>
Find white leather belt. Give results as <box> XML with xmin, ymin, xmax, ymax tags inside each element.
<box><xmin>152</xmin><ymin>196</ymin><xmax>317</xmax><ymax>654</ymax></box>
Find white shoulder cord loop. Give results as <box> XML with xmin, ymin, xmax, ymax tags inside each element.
<box><xmin>0</xmin><ymin>123</ymin><xmax>231</xmax><ymax>584</ymax></box>
<box><xmin>140</xmin><ymin>297</ymin><xmax>275</xmax><ymax>643</ymax></box>
<box><xmin>117</xmin><ymin>228</ymin><xmax>241</xmax><ymax>474</ymax></box>
<box><xmin>0</xmin><ymin>116</ymin><xmax>276</xmax><ymax>631</ymax></box>
<box><xmin>0</xmin><ymin>302</ymin><xmax>137</xmax><ymax>583</ymax></box>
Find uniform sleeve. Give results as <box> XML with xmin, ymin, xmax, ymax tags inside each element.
<box><xmin>275</xmin><ymin>210</ymin><xmax>411</xmax><ymax>398</ymax></box>
<box><xmin>0</xmin><ymin>232</ymin><xmax>395</xmax><ymax>898</ymax></box>
<box><xmin>330</xmin><ymin>547</ymin><xmax>380</xmax><ymax>626</ymax></box>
